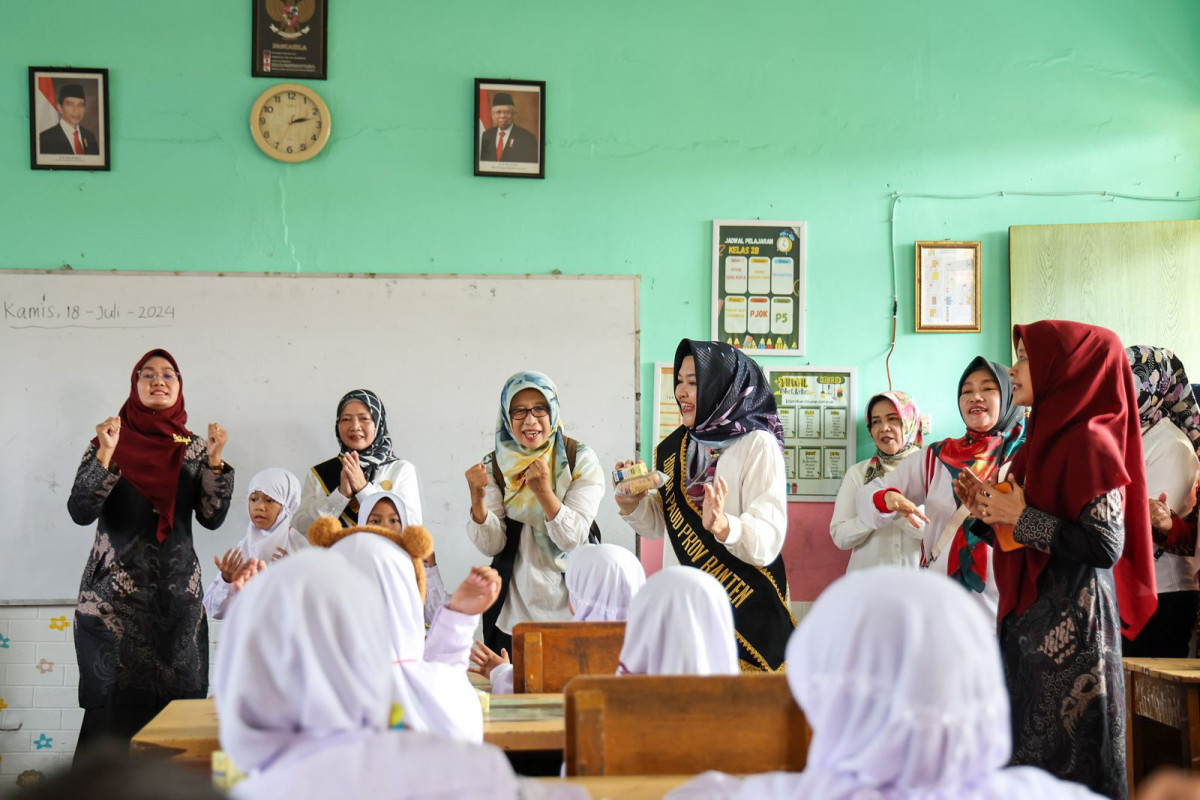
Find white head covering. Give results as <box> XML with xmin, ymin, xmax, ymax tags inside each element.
<box><xmin>240</xmin><ymin>468</ymin><xmax>306</xmax><ymax>562</ymax></box>
<box><xmin>216</xmin><ymin>549</ymin><xmax>524</xmax><ymax>800</ymax></box>
<box><xmin>617</xmin><ymin>567</ymin><xmax>737</xmax><ymax>675</ymax></box>
<box><xmin>732</xmin><ymin>568</ymin><xmax>1103</xmax><ymax>800</ymax></box>
<box><xmin>356</xmin><ymin>490</ymin><xmax>410</xmax><ymax>530</ymax></box>
<box><xmin>333</xmin><ymin>533</ymin><xmax>483</xmax><ymax>743</ymax></box>
<box><xmin>215</xmin><ymin>548</ymin><xmax>391</xmax><ymax>773</ymax></box>
<box><xmin>565</xmin><ymin>544</ymin><xmax>646</xmax><ymax>622</ymax></box>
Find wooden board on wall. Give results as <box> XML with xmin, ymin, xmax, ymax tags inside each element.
<box><xmin>1010</xmin><ymin>219</ymin><xmax>1200</xmax><ymax>369</ymax></box>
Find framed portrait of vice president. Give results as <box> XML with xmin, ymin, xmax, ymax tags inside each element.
<box><xmin>29</xmin><ymin>67</ymin><xmax>110</xmax><ymax>171</ymax></box>
<box><xmin>474</xmin><ymin>78</ymin><xmax>545</xmax><ymax>179</ymax></box>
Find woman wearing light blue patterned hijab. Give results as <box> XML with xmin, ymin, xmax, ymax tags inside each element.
<box><xmin>465</xmin><ymin>370</ymin><xmax>606</xmax><ymax>656</ymax></box>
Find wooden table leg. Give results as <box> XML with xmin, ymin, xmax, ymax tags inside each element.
<box><xmin>1126</xmin><ymin>667</ymin><xmax>1144</xmax><ymax>798</ymax></box>
<box><xmin>1186</xmin><ymin>684</ymin><xmax>1200</xmax><ymax>772</ymax></box>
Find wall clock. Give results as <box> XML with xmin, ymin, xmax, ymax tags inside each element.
<box><xmin>249</xmin><ymin>82</ymin><xmax>330</xmax><ymax>162</ymax></box>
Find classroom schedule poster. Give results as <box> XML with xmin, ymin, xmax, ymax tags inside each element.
<box><xmin>765</xmin><ymin>366</ymin><xmax>856</xmax><ymax>502</ymax></box>
<box><xmin>652</xmin><ymin>362</ymin><xmax>681</xmax><ymax>445</ymax></box>
<box><xmin>711</xmin><ymin>220</ymin><xmax>806</xmax><ymax>356</ymax></box>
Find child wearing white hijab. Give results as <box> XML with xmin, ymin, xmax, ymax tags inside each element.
<box><xmin>665</xmin><ymin>568</ymin><xmax>1104</xmax><ymax>799</ymax></box>
<box><xmin>203</xmin><ymin>468</ymin><xmax>305</xmax><ymax>620</ymax></box>
<box><xmin>617</xmin><ymin>566</ymin><xmax>738</xmax><ymax>676</ymax></box>
<box><xmin>214</xmin><ymin>548</ymin><xmax>520</xmax><ymax>800</ymax></box>
<box><xmin>477</xmin><ymin>542</ymin><xmax>648</xmax><ymax>693</ymax></box>
<box><xmin>358</xmin><ymin>491</ymin><xmax>448</xmax><ymax>624</ymax></box>
<box><xmin>332</xmin><ymin>532</ymin><xmax>485</xmax><ymax>742</ymax></box>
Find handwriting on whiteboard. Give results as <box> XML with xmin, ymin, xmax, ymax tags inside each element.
<box><xmin>4</xmin><ymin>297</ymin><xmax>175</xmax><ymax>329</ymax></box>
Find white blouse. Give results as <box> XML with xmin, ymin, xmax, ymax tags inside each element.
<box><xmin>856</xmin><ymin>446</ymin><xmax>998</xmax><ymax>618</ymax></box>
<box><xmin>465</xmin><ymin>443</ymin><xmax>604</xmax><ymax>635</ymax></box>
<box><xmin>621</xmin><ymin>430</ymin><xmax>787</xmax><ymax>569</ymax></box>
<box><xmin>831</xmin><ymin>458</ymin><xmax>923</xmax><ymax>572</ymax></box>
<box><xmin>293</xmin><ymin>458</ymin><xmax>422</xmax><ymax>538</ymax></box>
<box><xmin>1143</xmin><ymin>419</ymin><xmax>1200</xmax><ymax>593</ymax></box>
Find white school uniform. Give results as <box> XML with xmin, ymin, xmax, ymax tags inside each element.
<box><xmin>618</xmin><ymin>566</ymin><xmax>737</xmax><ymax>676</ymax></box>
<box><xmin>356</xmin><ymin>490</ymin><xmax>448</xmax><ymax>625</ymax></box>
<box><xmin>620</xmin><ymin>429</ymin><xmax>787</xmax><ymax>569</ymax></box>
<box><xmin>203</xmin><ymin>468</ymin><xmax>307</xmax><ymax>620</ymax></box>
<box><xmin>333</xmin><ymin>533</ymin><xmax>482</xmax><ymax>743</ymax></box>
<box><xmin>665</xmin><ymin>569</ymin><xmax>1103</xmax><ymax>800</ymax></box>
<box><xmin>214</xmin><ymin>550</ymin><xmax>531</xmax><ymax>800</ymax></box>
<box><xmin>830</xmin><ymin>458</ymin><xmax>924</xmax><ymax>571</ymax></box>
<box><xmin>856</xmin><ymin>446</ymin><xmax>999</xmax><ymax>618</ymax></box>
<box><xmin>1143</xmin><ymin>419</ymin><xmax>1200</xmax><ymax>592</ymax></box>
<box><xmin>293</xmin><ymin>457</ymin><xmax>422</xmax><ymax>539</ymax></box>
<box><xmin>466</xmin><ymin>443</ymin><xmax>604</xmax><ymax>634</ymax></box>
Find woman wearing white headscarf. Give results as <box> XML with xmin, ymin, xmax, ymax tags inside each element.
<box><xmin>357</xmin><ymin>491</ymin><xmax>448</xmax><ymax>625</ymax></box>
<box><xmin>214</xmin><ymin>548</ymin><xmax>521</xmax><ymax>800</ymax></box>
<box><xmin>477</xmin><ymin>542</ymin><xmax>647</xmax><ymax>693</ymax></box>
<box><xmin>618</xmin><ymin>567</ymin><xmax>737</xmax><ymax>676</ymax></box>
<box><xmin>332</xmin><ymin>532</ymin><xmax>484</xmax><ymax>742</ymax></box>
<box><xmin>203</xmin><ymin>468</ymin><xmax>305</xmax><ymax>620</ymax></box>
<box><xmin>464</xmin><ymin>371</ymin><xmax>605</xmax><ymax>655</ymax></box>
<box><xmin>666</xmin><ymin>568</ymin><xmax>1103</xmax><ymax>799</ymax></box>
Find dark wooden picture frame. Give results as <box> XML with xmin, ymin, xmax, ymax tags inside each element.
<box><xmin>251</xmin><ymin>0</ymin><xmax>329</xmax><ymax>80</ymax></box>
<box><xmin>29</xmin><ymin>67</ymin><xmax>111</xmax><ymax>172</ymax></box>
<box><xmin>474</xmin><ymin>78</ymin><xmax>545</xmax><ymax>179</ymax></box>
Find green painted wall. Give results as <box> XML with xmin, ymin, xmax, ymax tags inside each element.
<box><xmin>4</xmin><ymin>1</ymin><xmax>1199</xmax><ymax>457</ymax></box>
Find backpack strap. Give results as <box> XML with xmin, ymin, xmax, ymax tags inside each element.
<box><xmin>490</xmin><ymin>450</ymin><xmax>505</xmax><ymax>488</ymax></box>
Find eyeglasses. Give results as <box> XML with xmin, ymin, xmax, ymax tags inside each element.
<box><xmin>510</xmin><ymin>405</ymin><xmax>550</xmax><ymax>421</ymax></box>
<box><xmin>138</xmin><ymin>370</ymin><xmax>179</xmax><ymax>383</ymax></box>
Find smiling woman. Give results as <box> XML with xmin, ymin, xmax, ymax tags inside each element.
<box><xmin>829</xmin><ymin>391</ymin><xmax>925</xmax><ymax>571</ymax></box>
<box><xmin>465</xmin><ymin>371</ymin><xmax>604</xmax><ymax>654</ymax></box>
<box><xmin>67</xmin><ymin>349</ymin><xmax>235</xmax><ymax>759</ymax></box>
<box><xmin>293</xmin><ymin>389</ymin><xmax>422</xmax><ymax>534</ymax></box>
<box><xmin>855</xmin><ymin>356</ymin><xmax>1026</xmax><ymax>617</ymax></box>
<box><xmin>617</xmin><ymin>339</ymin><xmax>794</xmax><ymax>672</ymax></box>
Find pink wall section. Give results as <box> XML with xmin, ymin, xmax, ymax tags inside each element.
<box><xmin>637</xmin><ymin>501</ymin><xmax>849</xmax><ymax>603</ymax></box>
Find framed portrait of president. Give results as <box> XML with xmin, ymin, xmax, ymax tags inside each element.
<box><xmin>474</xmin><ymin>79</ymin><xmax>545</xmax><ymax>179</ymax></box>
<box><xmin>29</xmin><ymin>67</ymin><xmax>110</xmax><ymax>171</ymax></box>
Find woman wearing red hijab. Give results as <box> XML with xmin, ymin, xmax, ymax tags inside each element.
<box><xmin>67</xmin><ymin>350</ymin><xmax>235</xmax><ymax>758</ymax></box>
<box><xmin>961</xmin><ymin>321</ymin><xmax>1155</xmax><ymax>800</ymax></box>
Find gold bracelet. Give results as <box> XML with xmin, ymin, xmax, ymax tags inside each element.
<box><xmin>209</xmin><ymin>460</ymin><xmax>225</xmax><ymax>474</ymax></box>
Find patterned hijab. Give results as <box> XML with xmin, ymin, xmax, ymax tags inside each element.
<box><xmin>675</xmin><ymin>339</ymin><xmax>785</xmax><ymax>507</ymax></box>
<box><xmin>930</xmin><ymin>357</ymin><xmax>1026</xmax><ymax>592</ymax></box>
<box><xmin>93</xmin><ymin>349</ymin><xmax>196</xmax><ymax>543</ymax></box>
<box><xmin>1126</xmin><ymin>345</ymin><xmax>1200</xmax><ymax>456</ymax></box>
<box><xmin>335</xmin><ymin>389</ymin><xmax>398</xmax><ymax>481</ymax></box>
<box><xmin>863</xmin><ymin>391</ymin><xmax>924</xmax><ymax>483</ymax></box>
<box><xmin>491</xmin><ymin>371</ymin><xmax>573</xmax><ymax>563</ymax></box>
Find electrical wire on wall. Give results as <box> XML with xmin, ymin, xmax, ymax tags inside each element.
<box><xmin>883</xmin><ymin>189</ymin><xmax>1200</xmax><ymax>391</ymax></box>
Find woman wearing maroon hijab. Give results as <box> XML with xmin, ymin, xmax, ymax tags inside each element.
<box><xmin>67</xmin><ymin>350</ymin><xmax>235</xmax><ymax>758</ymax></box>
<box><xmin>961</xmin><ymin>321</ymin><xmax>1154</xmax><ymax>800</ymax></box>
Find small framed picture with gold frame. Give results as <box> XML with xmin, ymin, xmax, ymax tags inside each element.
<box><xmin>915</xmin><ymin>241</ymin><xmax>981</xmax><ymax>333</ymax></box>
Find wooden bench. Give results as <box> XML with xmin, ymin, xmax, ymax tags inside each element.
<box><xmin>563</xmin><ymin>674</ymin><xmax>810</xmax><ymax>776</ymax></box>
<box><xmin>512</xmin><ymin>621</ymin><xmax>626</xmax><ymax>693</ymax></box>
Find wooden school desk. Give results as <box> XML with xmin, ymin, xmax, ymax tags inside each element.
<box><xmin>1124</xmin><ymin>657</ymin><xmax>1200</xmax><ymax>792</ymax></box>
<box><xmin>130</xmin><ymin>694</ymin><xmax>567</xmax><ymax>767</ymax></box>
<box><xmin>537</xmin><ymin>774</ymin><xmax>691</xmax><ymax>799</ymax></box>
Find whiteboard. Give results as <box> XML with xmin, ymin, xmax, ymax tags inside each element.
<box><xmin>0</xmin><ymin>272</ymin><xmax>639</xmax><ymax>603</ymax></box>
